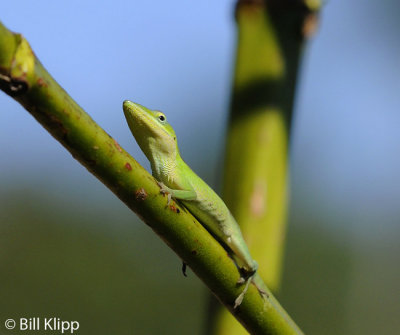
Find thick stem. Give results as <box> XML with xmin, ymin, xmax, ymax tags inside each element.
<box><xmin>208</xmin><ymin>0</ymin><xmax>320</xmax><ymax>333</ymax></box>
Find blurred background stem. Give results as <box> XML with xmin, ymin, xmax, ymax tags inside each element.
<box><xmin>208</xmin><ymin>0</ymin><xmax>320</xmax><ymax>333</ymax></box>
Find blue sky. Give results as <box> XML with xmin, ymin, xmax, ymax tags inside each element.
<box><xmin>1</xmin><ymin>1</ymin><xmax>399</xmax><ymax>234</ymax></box>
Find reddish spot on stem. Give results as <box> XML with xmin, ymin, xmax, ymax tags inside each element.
<box><xmin>62</xmin><ymin>109</ymin><xmax>70</xmax><ymax>116</ymax></box>
<box><xmin>113</xmin><ymin>139</ymin><xmax>123</xmax><ymax>153</ymax></box>
<box><xmin>135</xmin><ymin>188</ymin><xmax>148</xmax><ymax>201</ymax></box>
<box><xmin>48</xmin><ymin>114</ymin><xmax>67</xmax><ymax>135</ymax></box>
<box><xmin>125</xmin><ymin>162</ymin><xmax>132</xmax><ymax>171</ymax></box>
<box><xmin>37</xmin><ymin>78</ymin><xmax>47</xmax><ymax>87</ymax></box>
<box><xmin>169</xmin><ymin>204</ymin><xmax>180</xmax><ymax>213</ymax></box>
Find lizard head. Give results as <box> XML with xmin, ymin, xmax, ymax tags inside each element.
<box><xmin>123</xmin><ymin>100</ymin><xmax>178</xmax><ymax>161</ymax></box>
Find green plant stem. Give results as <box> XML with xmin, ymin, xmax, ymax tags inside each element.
<box><xmin>209</xmin><ymin>0</ymin><xmax>320</xmax><ymax>333</ymax></box>
<box><xmin>0</xmin><ymin>22</ymin><xmax>303</xmax><ymax>334</ymax></box>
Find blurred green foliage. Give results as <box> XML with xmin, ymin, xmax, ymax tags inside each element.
<box><xmin>0</xmin><ymin>187</ymin><xmax>206</xmax><ymax>335</ymax></box>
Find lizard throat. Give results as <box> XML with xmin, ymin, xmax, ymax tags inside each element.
<box><xmin>150</xmin><ymin>153</ymin><xmax>178</xmax><ymax>185</ymax></box>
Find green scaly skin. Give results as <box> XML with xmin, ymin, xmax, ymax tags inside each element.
<box><xmin>123</xmin><ymin>100</ymin><xmax>266</xmax><ymax>307</ymax></box>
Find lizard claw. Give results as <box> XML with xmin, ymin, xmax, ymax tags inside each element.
<box><xmin>234</xmin><ymin>275</ymin><xmax>252</xmax><ymax>309</ymax></box>
<box><xmin>234</xmin><ymin>267</ymin><xmax>261</xmax><ymax>309</ymax></box>
<box><xmin>157</xmin><ymin>181</ymin><xmax>172</xmax><ymax>205</ymax></box>
<box><xmin>237</xmin><ymin>277</ymin><xmax>246</xmax><ymax>285</ymax></box>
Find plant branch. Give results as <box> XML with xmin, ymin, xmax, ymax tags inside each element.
<box><xmin>0</xmin><ymin>21</ymin><xmax>303</xmax><ymax>334</ymax></box>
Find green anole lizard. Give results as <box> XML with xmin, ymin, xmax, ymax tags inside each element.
<box><xmin>123</xmin><ymin>100</ymin><xmax>267</xmax><ymax>308</ymax></box>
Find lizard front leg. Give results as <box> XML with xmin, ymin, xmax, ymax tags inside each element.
<box><xmin>156</xmin><ymin>181</ymin><xmax>197</xmax><ymax>205</ymax></box>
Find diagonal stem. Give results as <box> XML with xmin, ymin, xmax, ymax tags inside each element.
<box><xmin>0</xmin><ymin>21</ymin><xmax>303</xmax><ymax>334</ymax></box>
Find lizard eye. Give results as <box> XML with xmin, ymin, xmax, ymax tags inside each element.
<box><xmin>157</xmin><ymin>113</ymin><xmax>167</xmax><ymax>123</ymax></box>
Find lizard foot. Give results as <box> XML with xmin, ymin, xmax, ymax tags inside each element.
<box><xmin>157</xmin><ymin>181</ymin><xmax>172</xmax><ymax>205</ymax></box>
<box><xmin>251</xmin><ymin>275</ymin><xmax>270</xmax><ymax>310</ymax></box>
<box><xmin>234</xmin><ymin>274</ymin><xmax>253</xmax><ymax>309</ymax></box>
<box><xmin>234</xmin><ymin>266</ymin><xmax>265</xmax><ymax>309</ymax></box>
